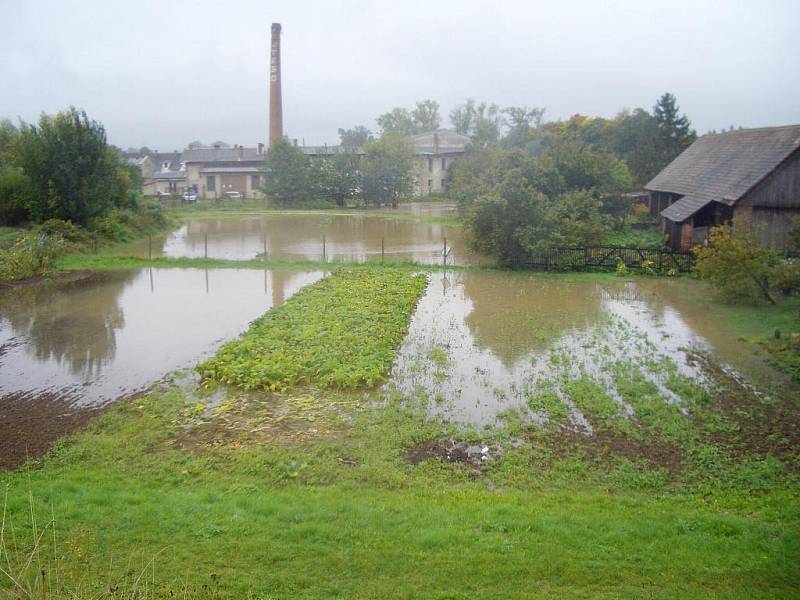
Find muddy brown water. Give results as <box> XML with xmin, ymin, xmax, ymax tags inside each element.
<box><xmin>389</xmin><ymin>271</ymin><xmax>784</xmax><ymax>427</ymax></box>
<box><xmin>0</xmin><ymin>268</ymin><xmax>322</xmax><ymax>405</ymax></box>
<box><xmin>123</xmin><ymin>203</ymin><xmax>489</xmax><ymax>266</ymax></box>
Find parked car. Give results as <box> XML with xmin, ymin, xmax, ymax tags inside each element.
<box><xmin>224</xmin><ymin>191</ymin><xmax>242</xmax><ymax>199</ymax></box>
<box><xmin>182</xmin><ymin>191</ymin><xmax>198</xmax><ymax>203</ymax></box>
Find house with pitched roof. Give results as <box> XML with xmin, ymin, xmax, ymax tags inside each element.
<box><xmin>646</xmin><ymin>125</ymin><xmax>800</xmax><ymax>250</ymax></box>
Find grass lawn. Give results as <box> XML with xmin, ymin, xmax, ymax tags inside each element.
<box><xmin>2</xmin><ymin>268</ymin><xmax>799</xmax><ymax>598</ymax></box>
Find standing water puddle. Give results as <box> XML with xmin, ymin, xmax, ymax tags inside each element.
<box><xmin>0</xmin><ymin>268</ymin><xmax>323</xmax><ymax>406</ymax></box>
<box><xmin>390</xmin><ymin>271</ymin><xmax>773</xmax><ymax>427</ymax></box>
<box><xmin>123</xmin><ymin>206</ymin><xmax>488</xmax><ymax>266</ymax></box>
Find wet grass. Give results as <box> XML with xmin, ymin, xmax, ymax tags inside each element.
<box><xmin>198</xmin><ymin>269</ymin><xmax>428</xmax><ymax>390</ymax></box>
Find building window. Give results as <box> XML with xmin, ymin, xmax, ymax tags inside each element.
<box><xmin>251</xmin><ymin>175</ymin><xmax>261</xmax><ymax>189</ymax></box>
<box><xmin>441</xmin><ymin>158</ymin><xmax>446</xmax><ymax>170</ymax></box>
<box><xmin>441</xmin><ymin>179</ymin><xmax>446</xmax><ymax>190</ymax></box>
<box><xmin>206</xmin><ymin>175</ymin><xmax>216</xmax><ymax>192</ymax></box>
<box><xmin>427</xmin><ymin>158</ymin><xmax>433</xmax><ymax>172</ymax></box>
<box><xmin>427</xmin><ymin>179</ymin><xmax>432</xmax><ymax>192</ymax></box>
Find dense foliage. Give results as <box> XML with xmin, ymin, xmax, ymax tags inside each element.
<box><xmin>444</xmin><ymin>93</ymin><xmax>697</xmax><ymax>263</ymax></box>
<box><xmin>0</xmin><ymin>108</ymin><xmax>135</xmax><ymax>226</ymax></box>
<box><xmin>450</xmin><ymin>140</ymin><xmax>635</xmax><ymax>262</ymax></box>
<box><xmin>693</xmin><ymin>225</ymin><xmax>800</xmax><ymax>304</ymax></box>
<box><xmin>262</xmin><ymin>135</ymin><xmax>414</xmax><ymax>207</ymax></box>
<box><xmin>198</xmin><ymin>269</ymin><xmax>428</xmax><ymax>390</ymax></box>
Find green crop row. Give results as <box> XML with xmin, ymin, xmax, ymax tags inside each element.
<box><xmin>198</xmin><ymin>269</ymin><xmax>428</xmax><ymax>390</ymax></box>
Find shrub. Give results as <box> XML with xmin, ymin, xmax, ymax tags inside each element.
<box><xmin>693</xmin><ymin>225</ymin><xmax>784</xmax><ymax>304</ymax></box>
<box><xmin>0</xmin><ymin>232</ymin><xmax>64</xmax><ymax>282</ymax></box>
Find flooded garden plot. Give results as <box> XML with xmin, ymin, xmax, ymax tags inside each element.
<box><xmin>122</xmin><ymin>205</ymin><xmax>487</xmax><ymax>266</ymax></box>
<box><xmin>0</xmin><ymin>267</ymin><xmax>322</xmax><ymax>467</ymax></box>
<box><xmin>390</xmin><ymin>271</ymin><xmax>786</xmax><ymax>432</ymax></box>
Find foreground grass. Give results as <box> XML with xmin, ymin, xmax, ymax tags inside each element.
<box><xmin>198</xmin><ymin>269</ymin><xmax>428</xmax><ymax>390</ymax></box>
<box><xmin>2</xmin><ymin>383</ymin><xmax>798</xmax><ymax>598</ymax></box>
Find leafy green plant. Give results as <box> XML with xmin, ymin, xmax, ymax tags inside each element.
<box><xmin>198</xmin><ymin>269</ymin><xmax>428</xmax><ymax>390</ymax></box>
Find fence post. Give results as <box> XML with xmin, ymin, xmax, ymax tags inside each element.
<box><xmin>443</xmin><ymin>237</ymin><xmax>447</xmax><ymax>268</ymax></box>
<box><xmin>381</xmin><ymin>238</ymin><xmax>384</xmax><ymax>263</ymax></box>
<box><xmin>148</xmin><ymin>235</ymin><xmax>152</xmax><ymax>260</ymax></box>
<box><xmin>263</xmin><ymin>235</ymin><xmax>268</xmax><ymax>261</ymax></box>
<box><xmin>204</xmin><ymin>232</ymin><xmax>208</xmax><ymax>259</ymax></box>
<box><xmin>322</xmin><ymin>235</ymin><xmax>326</xmax><ymax>262</ymax></box>
<box><xmin>92</xmin><ymin>233</ymin><xmax>97</xmax><ymax>254</ymax></box>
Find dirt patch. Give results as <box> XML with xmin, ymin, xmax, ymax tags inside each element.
<box><xmin>173</xmin><ymin>391</ymin><xmax>350</xmax><ymax>451</ymax></box>
<box><xmin>696</xmin><ymin>354</ymin><xmax>800</xmax><ymax>464</ymax></box>
<box><xmin>548</xmin><ymin>427</ymin><xmax>684</xmax><ymax>476</ymax></box>
<box><xmin>404</xmin><ymin>439</ymin><xmax>501</xmax><ymax>467</ymax></box>
<box><xmin>0</xmin><ymin>391</ymin><xmax>101</xmax><ymax>470</ymax></box>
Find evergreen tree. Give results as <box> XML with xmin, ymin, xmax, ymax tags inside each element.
<box><xmin>653</xmin><ymin>93</ymin><xmax>696</xmax><ymax>164</ymax></box>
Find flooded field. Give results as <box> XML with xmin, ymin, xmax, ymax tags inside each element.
<box><xmin>390</xmin><ymin>271</ymin><xmax>779</xmax><ymax>427</ymax></box>
<box><xmin>124</xmin><ymin>204</ymin><xmax>487</xmax><ymax>266</ymax></box>
<box><xmin>0</xmin><ymin>268</ymin><xmax>323</xmax><ymax>405</ymax></box>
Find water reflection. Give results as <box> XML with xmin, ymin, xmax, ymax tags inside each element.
<box><xmin>124</xmin><ymin>207</ymin><xmax>487</xmax><ymax>266</ymax></box>
<box><xmin>390</xmin><ymin>272</ymin><xmax>768</xmax><ymax>426</ymax></box>
<box><xmin>0</xmin><ymin>269</ymin><xmax>323</xmax><ymax>406</ymax></box>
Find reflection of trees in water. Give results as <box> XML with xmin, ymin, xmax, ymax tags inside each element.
<box><xmin>461</xmin><ymin>272</ymin><xmax>603</xmax><ymax>366</ymax></box>
<box><xmin>0</xmin><ymin>271</ymin><xmax>136</xmax><ymax>378</ymax></box>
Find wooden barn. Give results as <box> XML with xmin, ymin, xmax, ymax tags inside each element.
<box><xmin>646</xmin><ymin>125</ymin><xmax>800</xmax><ymax>250</ymax></box>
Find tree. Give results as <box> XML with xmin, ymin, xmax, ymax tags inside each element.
<box><xmin>262</xmin><ymin>138</ymin><xmax>312</xmax><ymax>206</ymax></box>
<box><xmin>337</xmin><ymin>126</ymin><xmax>373</xmax><ymax>147</ymax></box>
<box><xmin>186</xmin><ymin>141</ymin><xmax>204</xmax><ymax>150</ymax></box>
<box><xmin>449</xmin><ymin>100</ymin><xmax>503</xmax><ymax>148</ymax></box>
<box><xmin>362</xmin><ymin>134</ymin><xmax>415</xmax><ymax>207</ymax></box>
<box><xmin>611</xmin><ymin>108</ymin><xmax>662</xmax><ymax>186</ymax></box>
<box><xmin>318</xmin><ymin>151</ymin><xmax>362</xmax><ymax>207</ymax></box>
<box><xmin>449</xmin><ymin>99</ymin><xmax>476</xmax><ymax>135</ymax></box>
<box><xmin>411</xmin><ymin>99</ymin><xmax>441</xmax><ymax>132</ymax></box>
<box><xmin>654</xmin><ymin>92</ymin><xmax>696</xmax><ymax>164</ymax></box>
<box><xmin>15</xmin><ymin>107</ymin><xmax>128</xmax><ymax>225</ymax></box>
<box><xmin>376</xmin><ymin>107</ymin><xmax>416</xmax><ymax>136</ymax></box>
<box><xmin>503</xmin><ymin>106</ymin><xmax>545</xmax><ymax>146</ymax></box>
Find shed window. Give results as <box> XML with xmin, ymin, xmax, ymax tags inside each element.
<box><xmin>441</xmin><ymin>158</ymin><xmax>446</xmax><ymax>170</ymax></box>
<box><xmin>428</xmin><ymin>158</ymin><xmax>433</xmax><ymax>172</ymax></box>
<box><xmin>206</xmin><ymin>175</ymin><xmax>216</xmax><ymax>192</ymax></box>
<box><xmin>251</xmin><ymin>175</ymin><xmax>261</xmax><ymax>189</ymax></box>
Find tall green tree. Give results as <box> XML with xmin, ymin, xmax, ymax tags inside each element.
<box><xmin>318</xmin><ymin>151</ymin><xmax>363</xmax><ymax>207</ymax></box>
<box><xmin>362</xmin><ymin>134</ymin><xmax>415</xmax><ymax>207</ymax></box>
<box><xmin>449</xmin><ymin>100</ymin><xmax>504</xmax><ymax>148</ymax></box>
<box><xmin>262</xmin><ymin>138</ymin><xmax>313</xmax><ymax>206</ymax></box>
<box><xmin>376</xmin><ymin>107</ymin><xmax>416</xmax><ymax>136</ymax></box>
<box><xmin>503</xmin><ymin>106</ymin><xmax>545</xmax><ymax>147</ymax></box>
<box><xmin>337</xmin><ymin>126</ymin><xmax>373</xmax><ymax>147</ymax></box>
<box><xmin>16</xmin><ymin>107</ymin><xmax>128</xmax><ymax>225</ymax></box>
<box><xmin>411</xmin><ymin>99</ymin><xmax>441</xmax><ymax>132</ymax></box>
<box><xmin>654</xmin><ymin>92</ymin><xmax>696</xmax><ymax>164</ymax></box>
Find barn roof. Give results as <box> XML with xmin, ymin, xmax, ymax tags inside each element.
<box><xmin>647</xmin><ymin>125</ymin><xmax>800</xmax><ymax>222</ymax></box>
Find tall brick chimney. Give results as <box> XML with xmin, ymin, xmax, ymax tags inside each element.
<box><xmin>269</xmin><ymin>23</ymin><xmax>283</xmax><ymax>148</ymax></box>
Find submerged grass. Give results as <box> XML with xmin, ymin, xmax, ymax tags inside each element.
<box><xmin>197</xmin><ymin>269</ymin><xmax>428</xmax><ymax>390</ymax></box>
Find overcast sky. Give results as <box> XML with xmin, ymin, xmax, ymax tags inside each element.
<box><xmin>1</xmin><ymin>0</ymin><xmax>798</xmax><ymax>150</ymax></box>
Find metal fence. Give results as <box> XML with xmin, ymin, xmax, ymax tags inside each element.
<box><xmin>520</xmin><ymin>246</ymin><xmax>694</xmax><ymax>272</ymax></box>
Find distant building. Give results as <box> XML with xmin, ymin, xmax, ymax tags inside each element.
<box><xmin>646</xmin><ymin>125</ymin><xmax>800</xmax><ymax>250</ymax></box>
<box><xmin>138</xmin><ymin>145</ymin><xmax>266</xmax><ymax>199</ymax></box>
<box><xmin>409</xmin><ymin>129</ymin><xmax>471</xmax><ymax>196</ymax></box>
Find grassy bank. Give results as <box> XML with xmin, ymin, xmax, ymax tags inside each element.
<box><xmin>2</xmin><ymin>370</ymin><xmax>798</xmax><ymax>598</ymax></box>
